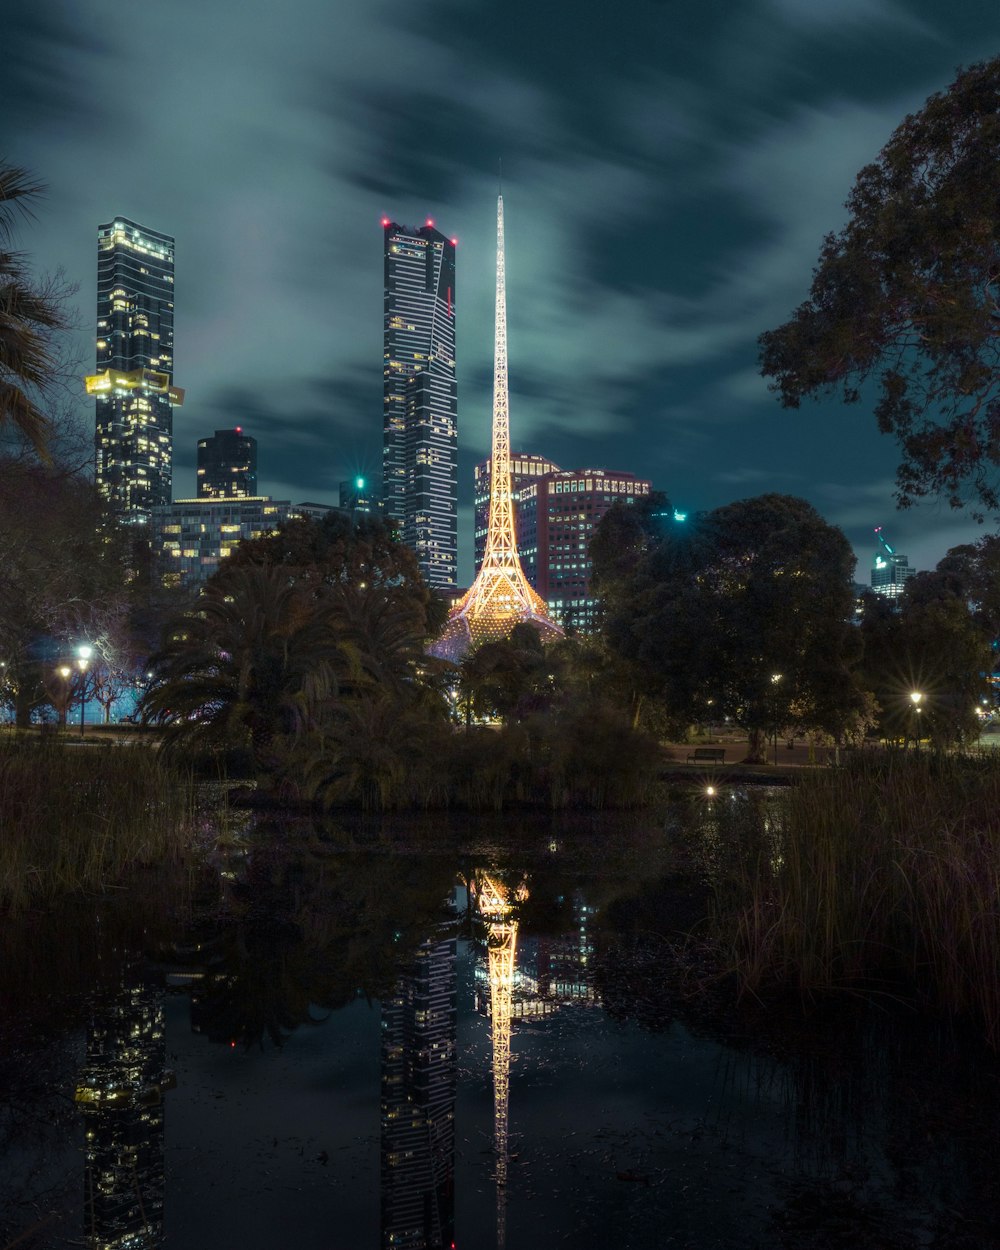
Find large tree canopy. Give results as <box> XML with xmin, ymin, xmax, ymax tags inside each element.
<box><xmin>598</xmin><ymin>494</ymin><xmax>865</xmax><ymax>757</ymax></box>
<box><xmin>760</xmin><ymin>59</ymin><xmax>1000</xmax><ymax>514</ymax></box>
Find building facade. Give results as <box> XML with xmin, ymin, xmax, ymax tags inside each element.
<box><xmin>339</xmin><ymin>475</ymin><xmax>381</xmax><ymax>517</ymax></box>
<box><xmin>87</xmin><ymin>218</ymin><xmax>184</xmax><ymax>523</ymax></box>
<box><xmin>871</xmin><ymin>527</ymin><xmax>916</xmax><ymax>603</ymax></box>
<box><xmin>382</xmin><ymin>219</ymin><xmax>457</xmax><ymax>588</ymax></box>
<box><xmin>473</xmin><ymin>451</ymin><xmax>561</xmax><ymax>574</ymax></box>
<box><xmin>197</xmin><ymin>427</ymin><xmax>257</xmax><ymax>499</ymax></box>
<box><xmin>150</xmin><ymin>496</ymin><xmax>293</xmax><ymax>589</ymax></box>
<box><xmin>518</xmin><ymin>469</ymin><xmax>652</xmax><ymax>631</ymax></box>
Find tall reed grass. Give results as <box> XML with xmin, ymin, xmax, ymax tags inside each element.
<box><xmin>0</xmin><ymin>736</ymin><xmax>193</xmax><ymax>912</ymax></box>
<box><xmin>708</xmin><ymin>752</ymin><xmax>1000</xmax><ymax>1047</ymax></box>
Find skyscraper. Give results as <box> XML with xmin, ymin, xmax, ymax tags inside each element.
<box><xmin>871</xmin><ymin>526</ymin><xmax>916</xmax><ymax>603</ymax></box>
<box><xmin>87</xmin><ymin>218</ymin><xmax>184</xmax><ymax>524</ymax></box>
<box><xmin>197</xmin><ymin>427</ymin><xmax>257</xmax><ymax>499</ymax></box>
<box><xmin>382</xmin><ymin>219</ymin><xmax>457</xmax><ymax>588</ymax></box>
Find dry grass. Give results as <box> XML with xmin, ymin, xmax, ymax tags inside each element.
<box><xmin>707</xmin><ymin>752</ymin><xmax>1000</xmax><ymax>1047</ymax></box>
<box><xmin>0</xmin><ymin>736</ymin><xmax>193</xmax><ymax>912</ymax></box>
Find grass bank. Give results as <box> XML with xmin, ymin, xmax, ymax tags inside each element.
<box><xmin>706</xmin><ymin>751</ymin><xmax>1000</xmax><ymax>1047</ymax></box>
<box><xmin>0</xmin><ymin>736</ymin><xmax>193</xmax><ymax>913</ymax></box>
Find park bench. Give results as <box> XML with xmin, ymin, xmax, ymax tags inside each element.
<box><xmin>686</xmin><ymin>746</ymin><xmax>725</xmax><ymax>763</ymax></box>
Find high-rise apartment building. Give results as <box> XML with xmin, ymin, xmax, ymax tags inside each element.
<box><xmin>86</xmin><ymin>218</ymin><xmax>184</xmax><ymax>523</ymax></box>
<box><xmin>473</xmin><ymin>451</ymin><xmax>561</xmax><ymax>574</ymax></box>
<box><xmin>197</xmin><ymin>427</ymin><xmax>257</xmax><ymax>499</ymax></box>
<box><xmin>382</xmin><ymin>219</ymin><xmax>457</xmax><ymax>588</ymax></box>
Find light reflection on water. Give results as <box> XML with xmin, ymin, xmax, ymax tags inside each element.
<box><xmin>1</xmin><ymin>809</ymin><xmax>999</xmax><ymax>1249</ymax></box>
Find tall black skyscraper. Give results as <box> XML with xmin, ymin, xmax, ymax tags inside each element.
<box><xmin>197</xmin><ymin>427</ymin><xmax>258</xmax><ymax>499</ymax></box>
<box><xmin>382</xmin><ymin>219</ymin><xmax>457</xmax><ymax>588</ymax></box>
<box><xmin>87</xmin><ymin>218</ymin><xmax>184</xmax><ymax>524</ymax></box>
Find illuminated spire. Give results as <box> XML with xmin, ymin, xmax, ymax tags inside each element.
<box><xmin>478</xmin><ymin>874</ymin><xmax>517</xmax><ymax>1250</ymax></box>
<box><xmin>430</xmin><ymin>195</ymin><xmax>562</xmax><ymax>661</ymax></box>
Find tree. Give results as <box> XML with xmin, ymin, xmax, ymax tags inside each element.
<box><xmin>141</xmin><ymin>564</ymin><xmax>353</xmax><ymax>780</ymax></box>
<box><xmin>0</xmin><ymin>164</ymin><xmax>69</xmax><ymax>459</ymax></box>
<box><xmin>599</xmin><ymin>494</ymin><xmax>866</xmax><ymax>761</ymax></box>
<box><xmin>858</xmin><ymin>574</ymin><xmax>992</xmax><ymax>746</ymax></box>
<box><xmin>759</xmin><ymin>59</ymin><xmax>1000</xmax><ymax>514</ymax></box>
<box><xmin>0</xmin><ymin>458</ymin><xmax>130</xmax><ymax>726</ymax></box>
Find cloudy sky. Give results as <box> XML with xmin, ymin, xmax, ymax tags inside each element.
<box><xmin>6</xmin><ymin>0</ymin><xmax>1000</xmax><ymax>582</ymax></box>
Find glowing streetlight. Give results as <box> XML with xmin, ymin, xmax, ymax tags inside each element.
<box><xmin>909</xmin><ymin>690</ymin><xmax>923</xmax><ymax>751</ymax></box>
<box><xmin>77</xmin><ymin>645</ymin><xmax>93</xmax><ymax>737</ymax></box>
<box><xmin>770</xmin><ymin>673</ymin><xmax>783</xmax><ymax>765</ymax></box>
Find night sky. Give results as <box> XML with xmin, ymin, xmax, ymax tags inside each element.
<box><xmin>6</xmin><ymin>0</ymin><xmax>1000</xmax><ymax>584</ymax></box>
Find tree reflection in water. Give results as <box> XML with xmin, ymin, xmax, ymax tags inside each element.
<box><xmin>1</xmin><ymin>813</ymin><xmax>999</xmax><ymax>1248</ymax></box>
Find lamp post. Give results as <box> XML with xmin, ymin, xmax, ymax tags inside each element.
<box><xmin>910</xmin><ymin>690</ymin><xmax>923</xmax><ymax>751</ymax></box>
<box><xmin>58</xmin><ymin>664</ymin><xmax>72</xmax><ymax>728</ymax></box>
<box><xmin>770</xmin><ymin>673</ymin><xmax>783</xmax><ymax>765</ymax></box>
<box><xmin>77</xmin><ymin>645</ymin><xmax>93</xmax><ymax>737</ymax></box>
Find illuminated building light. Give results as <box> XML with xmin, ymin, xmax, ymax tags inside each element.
<box><xmin>430</xmin><ymin>196</ymin><xmax>562</xmax><ymax>660</ymax></box>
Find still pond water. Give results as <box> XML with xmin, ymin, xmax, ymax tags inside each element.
<box><xmin>2</xmin><ymin>805</ymin><xmax>999</xmax><ymax>1249</ymax></box>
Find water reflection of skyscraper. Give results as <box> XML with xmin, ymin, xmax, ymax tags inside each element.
<box><xmin>380</xmin><ymin>934</ymin><xmax>457</xmax><ymax>1250</ymax></box>
<box><xmin>75</xmin><ymin>971</ymin><xmax>175</xmax><ymax>1249</ymax></box>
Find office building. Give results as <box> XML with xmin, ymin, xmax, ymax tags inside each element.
<box><xmin>871</xmin><ymin>527</ymin><xmax>916</xmax><ymax>603</ymax></box>
<box><xmin>339</xmin><ymin>475</ymin><xmax>380</xmax><ymax>517</ymax></box>
<box><xmin>473</xmin><ymin>451</ymin><xmax>561</xmax><ymax>574</ymax></box>
<box><xmin>197</xmin><ymin>427</ymin><xmax>257</xmax><ymax>499</ymax></box>
<box><xmin>86</xmin><ymin>218</ymin><xmax>184</xmax><ymax>523</ymax></box>
<box><xmin>382</xmin><ymin>218</ymin><xmax>457</xmax><ymax>588</ymax></box>
<box><xmin>518</xmin><ymin>469</ymin><xmax>652</xmax><ymax>631</ymax></box>
<box><xmin>150</xmin><ymin>496</ymin><xmax>294</xmax><ymax>589</ymax></box>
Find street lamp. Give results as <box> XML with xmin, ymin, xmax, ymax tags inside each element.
<box><xmin>77</xmin><ymin>645</ymin><xmax>93</xmax><ymax>737</ymax></box>
<box><xmin>770</xmin><ymin>673</ymin><xmax>783</xmax><ymax>765</ymax></box>
<box><xmin>910</xmin><ymin>690</ymin><xmax>923</xmax><ymax>751</ymax></box>
<box><xmin>58</xmin><ymin>664</ymin><xmax>72</xmax><ymax>728</ymax></box>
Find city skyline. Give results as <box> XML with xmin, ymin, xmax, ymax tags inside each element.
<box><xmin>7</xmin><ymin>1</ymin><xmax>1000</xmax><ymax>582</ymax></box>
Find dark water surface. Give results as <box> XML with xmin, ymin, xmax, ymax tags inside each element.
<box><xmin>2</xmin><ymin>808</ymin><xmax>999</xmax><ymax>1249</ymax></box>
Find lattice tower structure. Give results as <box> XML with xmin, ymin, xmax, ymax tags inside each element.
<box><xmin>477</xmin><ymin>873</ymin><xmax>518</xmax><ymax>1250</ymax></box>
<box><xmin>429</xmin><ymin>196</ymin><xmax>562</xmax><ymax>661</ymax></box>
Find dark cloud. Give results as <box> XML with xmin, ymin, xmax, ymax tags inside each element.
<box><xmin>13</xmin><ymin>0</ymin><xmax>1000</xmax><ymax>583</ymax></box>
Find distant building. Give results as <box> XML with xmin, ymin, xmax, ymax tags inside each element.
<box><xmin>196</xmin><ymin>427</ymin><xmax>257</xmax><ymax>499</ymax></box>
<box><xmin>87</xmin><ymin>217</ymin><xmax>184</xmax><ymax>523</ymax></box>
<box><xmin>518</xmin><ymin>469</ymin><xmax>652</xmax><ymax>631</ymax></box>
<box><xmin>382</xmin><ymin>218</ymin><xmax>457</xmax><ymax>589</ymax></box>
<box><xmin>473</xmin><ymin>452</ymin><xmax>561</xmax><ymax>575</ymax></box>
<box><xmin>294</xmin><ymin>501</ymin><xmax>338</xmax><ymax>523</ymax></box>
<box><xmin>871</xmin><ymin>527</ymin><xmax>916</xmax><ymax>603</ymax></box>
<box><xmin>339</xmin><ymin>475</ymin><xmax>380</xmax><ymax>516</ymax></box>
<box><xmin>150</xmin><ymin>496</ymin><xmax>293</xmax><ymax>589</ymax></box>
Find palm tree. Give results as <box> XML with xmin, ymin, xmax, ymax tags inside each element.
<box><xmin>141</xmin><ymin>564</ymin><xmax>357</xmax><ymax>781</ymax></box>
<box><xmin>0</xmin><ymin>164</ymin><xmax>67</xmax><ymax>457</ymax></box>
